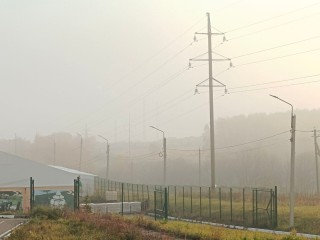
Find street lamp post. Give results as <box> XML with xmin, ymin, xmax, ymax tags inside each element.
<box><xmin>270</xmin><ymin>94</ymin><xmax>296</xmax><ymax>228</ymax></box>
<box><xmin>98</xmin><ymin>135</ymin><xmax>110</xmax><ymax>182</ymax></box>
<box><xmin>149</xmin><ymin>126</ymin><xmax>167</xmax><ymax>186</ymax></box>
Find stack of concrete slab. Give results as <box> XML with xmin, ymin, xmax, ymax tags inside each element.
<box><xmin>81</xmin><ymin>202</ymin><xmax>141</xmax><ymax>214</ymax></box>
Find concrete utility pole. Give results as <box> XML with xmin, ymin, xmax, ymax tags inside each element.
<box><xmin>207</xmin><ymin>12</ymin><xmax>216</xmax><ymax>189</ymax></box>
<box><xmin>314</xmin><ymin>129</ymin><xmax>320</xmax><ymax>194</ymax></box>
<box><xmin>150</xmin><ymin>126</ymin><xmax>166</xmax><ymax>186</ymax></box>
<box><xmin>290</xmin><ymin>114</ymin><xmax>296</xmax><ymax>228</ymax></box>
<box><xmin>192</xmin><ymin>13</ymin><xmax>228</xmax><ymax>188</ymax></box>
<box><xmin>270</xmin><ymin>95</ymin><xmax>296</xmax><ymax>228</ymax></box>
<box><xmin>98</xmin><ymin>135</ymin><xmax>110</xmax><ymax>182</ymax></box>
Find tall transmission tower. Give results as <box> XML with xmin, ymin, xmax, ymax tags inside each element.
<box><xmin>191</xmin><ymin>12</ymin><xmax>230</xmax><ymax>188</ymax></box>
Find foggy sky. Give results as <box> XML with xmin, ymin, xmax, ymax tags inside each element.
<box><xmin>1</xmin><ymin>0</ymin><xmax>319</xmax><ymax>142</ymax></box>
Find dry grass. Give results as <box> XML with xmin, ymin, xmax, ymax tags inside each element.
<box><xmin>130</xmin><ymin>215</ymin><xmax>314</xmax><ymax>240</ymax></box>
<box><xmin>7</xmin><ymin>207</ymin><xmax>309</xmax><ymax>240</ymax></box>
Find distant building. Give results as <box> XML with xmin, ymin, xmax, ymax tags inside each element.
<box><xmin>0</xmin><ymin>151</ymin><xmax>96</xmax><ymax>212</ymax></box>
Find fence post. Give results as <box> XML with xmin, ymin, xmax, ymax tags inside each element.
<box><xmin>219</xmin><ymin>187</ymin><xmax>222</xmax><ymax>220</ymax></box>
<box><xmin>252</xmin><ymin>189</ymin><xmax>255</xmax><ymax>225</ymax></box>
<box><xmin>142</xmin><ymin>185</ymin><xmax>144</xmax><ymax>201</ymax></box>
<box><xmin>167</xmin><ymin>186</ymin><xmax>170</xmax><ymax>215</ymax></box>
<box><xmin>121</xmin><ymin>183</ymin><xmax>124</xmax><ymax>215</ymax></box>
<box><xmin>200</xmin><ymin>187</ymin><xmax>202</xmax><ymax>218</ymax></box>
<box><xmin>132</xmin><ymin>184</ymin><xmax>134</xmax><ymax>201</ymax></box>
<box><xmin>147</xmin><ymin>185</ymin><xmax>150</xmax><ymax>202</ymax></box>
<box><xmin>137</xmin><ymin>184</ymin><xmax>139</xmax><ymax>201</ymax></box>
<box><xmin>77</xmin><ymin>176</ymin><xmax>80</xmax><ymax>210</ymax></box>
<box><xmin>30</xmin><ymin>177</ymin><xmax>34</xmax><ymax>211</ymax></box>
<box><xmin>209</xmin><ymin>187</ymin><xmax>211</xmax><ymax>218</ymax></box>
<box><xmin>191</xmin><ymin>186</ymin><xmax>193</xmax><ymax>214</ymax></box>
<box><xmin>275</xmin><ymin>186</ymin><xmax>278</xmax><ymax>227</ymax></box>
<box><xmin>127</xmin><ymin>183</ymin><xmax>130</xmax><ymax>202</ymax></box>
<box><xmin>230</xmin><ymin>188</ymin><xmax>233</xmax><ymax>222</ymax></box>
<box><xmin>270</xmin><ymin>189</ymin><xmax>273</xmax><ymax>227</ymax></box>
<box><xmin>164</xmin><ymin>187</ymin><xmax>168</xmax><ymax>220</ymax></box>
<box><xmin>74</xmin><ymin>179</ymin><xmax>77</xmax><ymax>211</ymax></box>
<box><xmin>154</xmin><ymin>190</ymin><xmax>157</xmax><ymax>221</ymax></box>
<box><xmin>74</xmin><ymin>177</ymin><xmax>80</xmax><ymax>211</ymax></box>
<box><xmin>174</xmin><ymin>186</ymin><xmax>177</xmax><ymax>213</ymax></box>
<box><xmin>243</xmin><ymin>188</ymin><xmax>245</xmax><ymax>225</ymax></box>
<box><xmin>183</xmin><ymin>186</ymin><xmax>185</xmax><ymax>217</ymax></box>
<box><xmin>255</xmin><ymin>189</ymin><xmax>258</xmax><ymax>226</ymax></box>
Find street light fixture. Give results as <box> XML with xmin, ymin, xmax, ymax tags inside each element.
<box><xmin>149</xmin><ymin>126</ymin><xmax>167</xmax><ymax>186</ymax></box>
<box><xmin>98</xmin><ymin>135</ymin><xmax>110</xmax><ymax>183</ymax></box>
<box><xmin>270</xmin><ymin>94</ymin><xmax>296</xmax><ymax>228</ymax></box>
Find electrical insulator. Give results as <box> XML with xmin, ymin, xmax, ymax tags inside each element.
<box><xmin>194</xmin><ymin>35</ymin><xmax>197</xmax><ymax>42</ymax></box>
<box><xmin>194</xmin><ymin>88</ymin><xmax>199</xmax><ymax>95</ymax></box>
<box><xmin>188</xmin><ymin>62</ymin><xmax>192</xmax><ymax>68</ymax></box>
<box><xmin>229</xmin><ymin>61</ymin><xmax>233</xmax><ymax>68</ymax></box>
<box><xmin>223</xmin><ymin>35</ymin><xmax>227</xmax><ymax>42</ymax></box>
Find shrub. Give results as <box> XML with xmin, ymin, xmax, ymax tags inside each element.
<box><xmin>30</xmin><ymin>206</ymin><xmax>63</xmax><ymax>220</ymax></box>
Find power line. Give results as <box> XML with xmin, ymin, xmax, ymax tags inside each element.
<box><xmin>88</xmin><ymin>67</ymin><xmax>189</xmax><ymax>130</ymax></box>
<box><xmin>215</xmin><ymin>130</ymin><xmax>290</xmax><ymax>150</ymax></box>
<box><xmin>168</xmin><ymin>148</ymin><xmax>199</xmax><ymax>152</ymax></box>
<box><xmin>161</xmin><ymin>101</ymin><xmax>208</xmax><ymax>126</ymax></box>
<box><xmin>134</xmin><ymin>93</ymin><xmax>194</xmax><ymax>127</ymax></box>
<box><xmin>120</xmin><ymin>152</ymin><xmax>159</xmax><ymax>160</ymax></box>
<box><xmin>131</xmin><ymin>152</ymin><xmax>159</xmax><ymax>158</ymax></box>
<box><xmin>234</xmin><ymin>47</ymin><xmax>320</xmax><ymax>67</ymax></box>
<box><xmin>109</xmin><ymin>16</ymin><xmax>205</xmax><ymax>89</ymax></box>
<box><xmin>125</xmin><ymin>94</ymin><xmax>199</xmax><ymax>140</ymax></box>
<box><xmin>226</xmin><ymin>1</ymin><xmax>320</xmax><ymax>33</ymax></box>
<box><xmin>227</xmin><ymin>73</ymin><xmax>320</xmax><ymax>90</ymax></box>
<box><xmin>296</xmin><ymin>130</ymin><xmax>314</xmax><ymax>133</ymax></box>
<box><xmin>227</xmin><ymin>11</ymin><xmax>320</xmax><ymax>41</ymax></box>
<box><xmin>229</xmin><ymin>139</ymin><xmax>289</xmax><ymax>155</ymax></box>
<box><xmin>168</xmin><ymin>131</ymin><xmax>290</xmax><ymax>152</ymax></box>
<box><xmin>228</xmin><ymin>78</ymin><xmax>320</xmax><ymax>94</ymax></box>
<box><xmin>97</xmin><ymin>88</ymin><xmax>196</xmax><ymax>139</ymax></box>
<box><xmin>129</xmin><ymin>42</ymin><xmax>194</xmax><ymax>89</ymax></box>
<box><xmin>232</xmin><ymin>35</ymin><xmax>320</xmax><ymax>59</ymax></box>
<box><xmin>60</xmin><ymin>23</ymin><xmax>202</xmax><ymax>133</ymax></box>
<box><xmin>101</xmin><ymin>85</ymin><xmax>194</xmax><ymax>131</ymax></box>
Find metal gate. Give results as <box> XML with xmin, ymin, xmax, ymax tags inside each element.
<box><xmin>252</xmin><ymin>187</ymin><xmax>277</xmax><ymax>227</ymax></box>
<box><xmin>154</xmin><ymin>187</ymin><xmax>168</xmax><ymax>220</ymax></box>
<box><xmin>29</xmin><ymin>177</ymin><xmax>81</xmax><ymax>212</ymax></box>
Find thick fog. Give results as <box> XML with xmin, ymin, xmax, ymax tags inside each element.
<box><xmin>0</xmin><ymin>0</ymin><xmax>319</xmax><ymax>141</ymax></box>
<box><xmin>0</xmin><ymin>1</ymin><xmax>320</xmax><ymax>192</ymax></box>
<box><xmin>1</xmin><ymin>109</ymin><xmax>319</xmax><ymax>193</ymax></box>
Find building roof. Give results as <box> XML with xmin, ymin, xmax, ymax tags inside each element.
<box><xmin>0</xmin><ymin>151</ymin><xmax>95</xmax><ymax>188</ymax></box>
<box><xmin>49</xmin><ymin>165</ymin><xmax>96</xmax><ymax>177</ymax></box>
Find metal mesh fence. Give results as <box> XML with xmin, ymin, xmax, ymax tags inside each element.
<box><xmin>92</xmin><ymin>178</ymin><xmax>277</xmax><ymax>228</ymax></box>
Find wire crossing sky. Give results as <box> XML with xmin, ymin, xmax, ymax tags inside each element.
<box><xmin>0</xmin><ymin>0</ymin><xmax>319</xmax><ymax>141</ymax></box>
